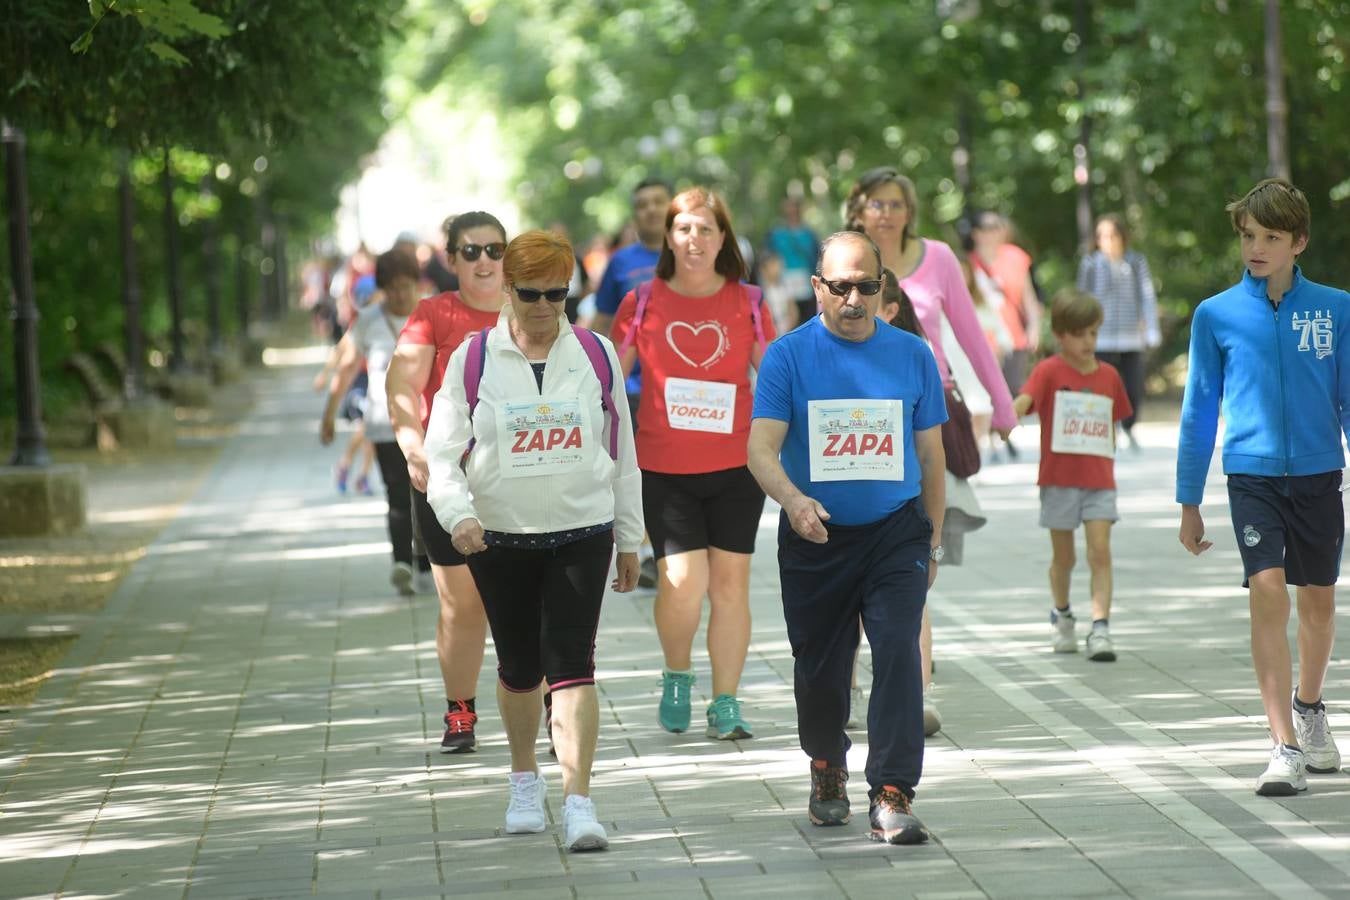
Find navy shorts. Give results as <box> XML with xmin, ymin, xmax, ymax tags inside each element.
<box><xmin>642</xmin><ymin>466</ymin><xmax>766</xmax><ymax>560</ymax></box>
<box><xmin>1226</xmin><ymin>472</ymin><xmax>1344</xmax><ymax>587</ymax></box>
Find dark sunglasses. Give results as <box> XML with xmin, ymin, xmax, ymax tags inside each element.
<box><xmin>456</xmin><ymin>242</ymin><xmax>506</xmax><ymax>262</ymax></box>
<box><xmin>513</xmin><ymin>285</ymin><xmax>569</xmax><ymax>303</ymax></box>
<box><xmin>819</xmin><ymin>277</ymin><xmax>883</xmax><ymax>297</ymax></box>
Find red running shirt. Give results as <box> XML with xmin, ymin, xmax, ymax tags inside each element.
<box><xmin>1020</xmin><ymin>355</ymin><xmax>1133</xmax><ymax>490</ymax></box>
<box><xmin>612</xmin><ymin>279</ymin><xmax>775</xmax><ymax>474</ymax></box>
<box><xmin>397</xmin><ymin>291</ymin><xmax>500</xmax><ymax>430</ymax></box>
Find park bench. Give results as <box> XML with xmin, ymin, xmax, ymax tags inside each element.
<box><xmin>63</xmin><ymin>351</ymin><xmax>122</xmax><ymax>450</ymax></box>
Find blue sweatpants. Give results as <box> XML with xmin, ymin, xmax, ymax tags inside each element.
<box><xmin>777</xmin><ymin>500</ymin><xmax>931</xmax><ymax>799</ymax></box>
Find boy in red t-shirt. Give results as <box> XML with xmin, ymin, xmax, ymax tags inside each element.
<box><xmin>1013</xmin><ymin>289</ymin><xmax>1132</xmax><ymax>661</ymax></box>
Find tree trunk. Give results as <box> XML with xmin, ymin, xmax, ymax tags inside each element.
<box><xmin>162</xmin><ymin>146</ymin><xmax>187</xmax><ymax>372</ymax></box>
<box><xmin>119</xmin><ymin>151</ymin><xmax>146</xmax><ymax>401</ymax></box>
<box><xmin>1073</xmin><ymin>0</ymin><xmax>1095</xmax><ymax>252</ymax></box>
<box><xmin>1264</xmin><ymin>0</ymin><xmax>1291</xmax><ymax>180</ymax></box>
<box><xmin>3</xmin><ymin>121</ymin><xmax>51</xmax><ymax>466</ymax></box>
<box><xmin>234</xmin><ymin>221</ymin><xmax>251</xmax><ymax>337</ymax></box>
<box><xmin>201</xmin><ymin>173</ymin><xmax>223</xmax><ymax>353</ymax></box>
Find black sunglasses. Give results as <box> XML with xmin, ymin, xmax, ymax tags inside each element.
<box><xmin>456</xmin><ymin>242</ymin><xmax>506</xmax><ymax>262</ymax></box>
<box><xmin>819</xmin><ymin>277</ymin><xmax>883</xmax><ymax>297</ymax></box>
<box><xmin>513</xmin><ymin>285</ymin><xmax>570</xmax><ymax>303</ymax></box>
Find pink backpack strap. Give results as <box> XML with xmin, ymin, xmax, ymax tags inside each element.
<box><xmin>571</xmin><ymin>325</ymin><xmax>620</xmax><ymax>461</ymax></box>
<box><xmin>617</xmin><ymin>279</ymin><xmax>654</xmax><ymax>357</ymax></box>
<box><xmin>742</xmin><ymin>283</ymin><xmax>766</xmax><ymax>348</ymax></box>
<box><xmin>460</xmin><ymin>326</ymin><xmax>492</xmax><ymax>459</ymax></box>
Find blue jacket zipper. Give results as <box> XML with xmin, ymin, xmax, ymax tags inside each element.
<box><xmin>1272</xmin><ymin>300</ymin><xmax>1289</xmax><ymax>475</ymax></box>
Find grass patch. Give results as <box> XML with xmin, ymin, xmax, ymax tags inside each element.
<box><xmin>0</xmin><ymin>636</ymin><xmax>78</xmax><ymax>708</ymax></box>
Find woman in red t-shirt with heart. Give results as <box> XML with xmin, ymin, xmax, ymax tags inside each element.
<box><xmin>612</xmin><ymin>187</ymin><xmax>777</xmax><ymax>741</ymax></box>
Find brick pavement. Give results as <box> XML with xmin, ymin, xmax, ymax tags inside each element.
<box><xmin>1</xmin><ymin>361</ymin><xmax>1347</xmax><ymax>899</ymax></box>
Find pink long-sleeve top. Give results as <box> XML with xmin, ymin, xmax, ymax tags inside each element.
<box><xmin>900</xmin><ymin>239</ymin><xmax>1017</xmax><ymax>432</ymax></box>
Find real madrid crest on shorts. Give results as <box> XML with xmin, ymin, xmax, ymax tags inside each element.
<box><xmin>1243</xmin><ymin>524</ymin><xmax>1261</xmax><ymax>547</ymax></box>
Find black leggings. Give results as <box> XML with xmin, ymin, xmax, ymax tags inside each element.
<box><xmin>373</xmin><ymin>441</ymin><xmax>428</xmax><ymax>571</ymax></box>
<box><xmin>467</xmin><ymin>530</ymin><xmax>613</xmax><ymax>692</ymax></box>
<box><xmin>1095</xmin><ymin>351</ymin><xmax>1145</xmax><ymax>432</ymax></box>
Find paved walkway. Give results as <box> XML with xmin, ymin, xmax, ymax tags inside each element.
<box><xmin>2</xmin><ymin>356</ymin><xmax>1348</xmax><ymax>900</ymax></box>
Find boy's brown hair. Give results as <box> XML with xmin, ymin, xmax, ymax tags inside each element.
<box><xmin>1050</xmin><ymin>287</ymin><xmax>1103</xmax><ymax>335</ymax></box>
<box><xmin>1225</xmin><ymin>178</ymin><xmax>1311</xmax><ymax>241</ymax></box>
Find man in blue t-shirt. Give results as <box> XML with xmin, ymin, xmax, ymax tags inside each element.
<box><xmin>591</xmin><ymin>177</ymin><xmax>673</xmax><ymax>396</ymax></box>
<box><xmin>748</xmin><ymin>231</ymin><xmax>946</xmax><ymax>847</ymax></box>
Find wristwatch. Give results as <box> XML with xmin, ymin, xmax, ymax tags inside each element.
<box><xmin>929</xmin><ymin>545</ymin><xmax>945</xmax><ymax>563</ymax></box>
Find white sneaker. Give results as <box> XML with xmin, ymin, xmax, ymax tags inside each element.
<box><xmin>1255</xmin><ymin>743</ymin><xmax>1308</xmax><ymax>796</ymax></box>
<box><xmin>413</xmin><ymin>568</ymin><xmax>435</xmax><ymax>595</ymax></box>
<box><xmin>846</xmin><ymin>685</ymin><xmax>865</xmax><ymax>729</ymax></box>
<box><xmin>562</xmin><ymin>794</ymin><xmax>608</xmax><ymax>851</ymax></box>
<box><xmin>1052</xmin><ymin>611</ymin><xmax>1077</xmax><ymax>653</ymax></box>
<box><xmin>504</xmin><ymin>772</ymin><xmax>547</xmax><ymax>833</ymax></box>
<box><xmin>1086</xmin><ymin>628</ymin><xmax>1117</xmax><ymax>662</ymax></box>
<box><xmin>922</xmin><ymin>686</ymin><xmax>942</xmax><ymax>737</ymax></box>
<box><xmin>390</xmin><ymin>562</ymin><xmax>414</xmax><ymax>597</ymax></box>
<box><xmin>1293</xmin><ymin>694</ymin><xmax>1343</xmax><ymax>774</ymax></box>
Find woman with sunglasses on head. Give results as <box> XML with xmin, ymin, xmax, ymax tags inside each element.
<box><xmin>844</xmin><ymin>169</ymin><xmax>1016</xmax><ymax>738</ymax></box>
<box><xmin>386</xmin><ymin>211</ymin><xmax>508</xmax><ymax>755</ymax></box>
<box><xmin>611</xmin><ymin>187</ymin><xmax>777</xmax><ymax>741</ymax></box>
<box><xmin>424</xmin><ymin>230</ymin><xmax>642</xmax><ymax>852</ymax></box>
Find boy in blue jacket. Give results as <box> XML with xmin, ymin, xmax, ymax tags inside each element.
<box><xmin>1177</xmin><ymin>178</ymin><xmax>1347</xmax><ymax>796</ymax></box>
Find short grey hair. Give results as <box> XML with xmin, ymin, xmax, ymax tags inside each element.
<box><xmin>816</xmin><ymin>231</ymin><xmax>882</xmax><ymax>278</ymax></box>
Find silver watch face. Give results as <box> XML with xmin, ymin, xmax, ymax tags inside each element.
<box><xmin>930</xmin><ymin>545</ymin><xmax>945</xmax><ymax>563</ymax></box>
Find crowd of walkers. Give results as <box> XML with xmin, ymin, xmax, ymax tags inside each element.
<box><xmin>314</xmin><ymin>173</ymin><xmax>1344</xmax><ymax>851</ymax></box>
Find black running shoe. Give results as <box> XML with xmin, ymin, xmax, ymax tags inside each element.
<box><xmin>808</xmin><ymin>760</ymin><xmax>850</xmax><ymax>826</ymax></box>
<box><xmin>868</xmin><ymin>785</ymin><xmax>928</xmax><ymax>845</ymax></box>
<box><xmin>441</xmin><ymin>699</ymin><xmax>477</xmax><ymax>753</ymax></box>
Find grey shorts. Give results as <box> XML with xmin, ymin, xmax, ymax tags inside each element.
<box><xmin>1039</xmin><ymin>486</ymin><xmax>1118</xmax><ymax>530</ymax></box>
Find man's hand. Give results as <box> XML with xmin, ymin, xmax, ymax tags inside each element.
<box><xmin>450</xmin><ymin>518</ymin><xmax>487</xmax><ymax>556</ymax></box>
<box><xmin>1179</xmin><ymin>505</ymin><xmax>1213</xmax><ymax>556</ymax></box>
<box><xmin>612</xmin><ymin>552</ymin><xmax>639</xmax><ymax>592</ymax></box>
<box><xmin>928</xmin><ymin>556</ymin><xmax>939</xmax><ymax>589</ymax></box>
<box><xmin>784</xmin><ymin>494</ymin><xmax>830</xmax><ymax>543</ymax></box>
<box><xmin>406</xmin><ymin>446</ymin><xmax>430</xmax><ymax>492</ymax></box>
<box><xmin>319</xmin><ymin>416</ymin><xmax>336</xmax><ymax>446</ymax></box>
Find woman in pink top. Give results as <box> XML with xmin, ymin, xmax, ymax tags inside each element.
<box><xmin>845</xmin><ymin>167</ymin><xmax>1017</xmax><ymax>434</ymax></box>
<box><xmin>844</xmin><ymin>167</ymin><xmax>1017</xmax><ymax>739</ymax></box>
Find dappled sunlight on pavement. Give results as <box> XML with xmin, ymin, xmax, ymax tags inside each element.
<box><xmin>1</xmin><ymin>367</ymin><xmax>1346</xmax><ymax>898</ymax></box>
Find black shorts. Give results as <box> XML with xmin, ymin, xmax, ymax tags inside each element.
<box><xmin>1227</xmin><ymin>472</ymin><xmax>1344</xmax><ymax>587</ymax></box>
<box><xmin>642</xmin><ymin>466</ymin><xmax>766</xmax><ymax>560</ymax></box>
<box><xmin>411</xmin><ymin>485</ymin><xmax>467</xmax><ymax>567</ymax></box>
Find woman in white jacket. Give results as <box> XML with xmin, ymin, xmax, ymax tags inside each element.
<box><xmin>425</xmin><ymin>230</ymin><xmax>642</xmax><ymax>852</ymax></box>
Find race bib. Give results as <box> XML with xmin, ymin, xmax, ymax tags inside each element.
<box><xmin>496</xmin><ymin>397</ymin><xmax>589</xmax><ymax>478</ymax></box>
<box><xmin>1050</xmin><ymin>390</ymin><xmax>1114</xmax><ymax>458</ymax></box>
<box><xmin>807</xmin><ymin>399</ymin><xmax>904</xmax><ymax>482</ymax></box>
<box><xmin>664</xmin><ymin>377</ymin><xmax>735</xmax><ymax>434</ymax></box>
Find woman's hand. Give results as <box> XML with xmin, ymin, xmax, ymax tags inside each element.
<box><xmin>612</xmin><ymin>552</ymin><xmax>639</xmax><ymax>592</ymax></box>
<box><xmin>450</xmin><ymin>518</ymin><xmax>488</xmax><ymax>556</ymax></box>
<box><xmin>406</xmin><ymin>445</ymin><xmax>430</xmax><ymax>492</ymax></box>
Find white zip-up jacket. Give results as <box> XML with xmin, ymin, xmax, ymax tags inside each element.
<box><xmin>424</xmin><ymin>307</ymin><xmax>643</xmax><ymax>552</ymax></box>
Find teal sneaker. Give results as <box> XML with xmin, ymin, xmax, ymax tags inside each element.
<box><xmin>705</xmin><ymin>694</ymin><xmax>753</xmax><ymax>740</ymax></box>
<box><xmin>659</xmin><ymin>669</ymin><xmax>696</xmax><ymax>733</ymax></box>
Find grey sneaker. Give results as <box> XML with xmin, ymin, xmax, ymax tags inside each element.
<box><xmin>1255</xmin><ymin>743</ymin><xmax>1308</xmax><ymax>796</ymax></box>
<box><xmin>922</xmin><ymin>686</ymin><xmax>942</xmax><ymax>737</ymax></box>
<box><xmin>1052</xmin><ymin>610</ymin><xmax>1077</xmax><ymax>653</ymax></box>
<box><xmin>868</xmin><ymin>785</ymin><xmax>929</xmax><ymax>845</ymax></box>
<box><xmin>1293</xmin><ymin>694</ymin><xmax>1342</xmax><ymax>774</ymax></box>
<box><xmin>1086</xmin><ymin>628</ymin><xmax>1116</xmax><ymax>662</ymax></box>
<box><xmin>390</xmin><ymin>562</ymin><xmax>415</xmax><ymax>597</ymax></box>
<box><xmin>808</xmin><ymin>760</ymin><xmax>850</xmax><ymax>826</ymax></box>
